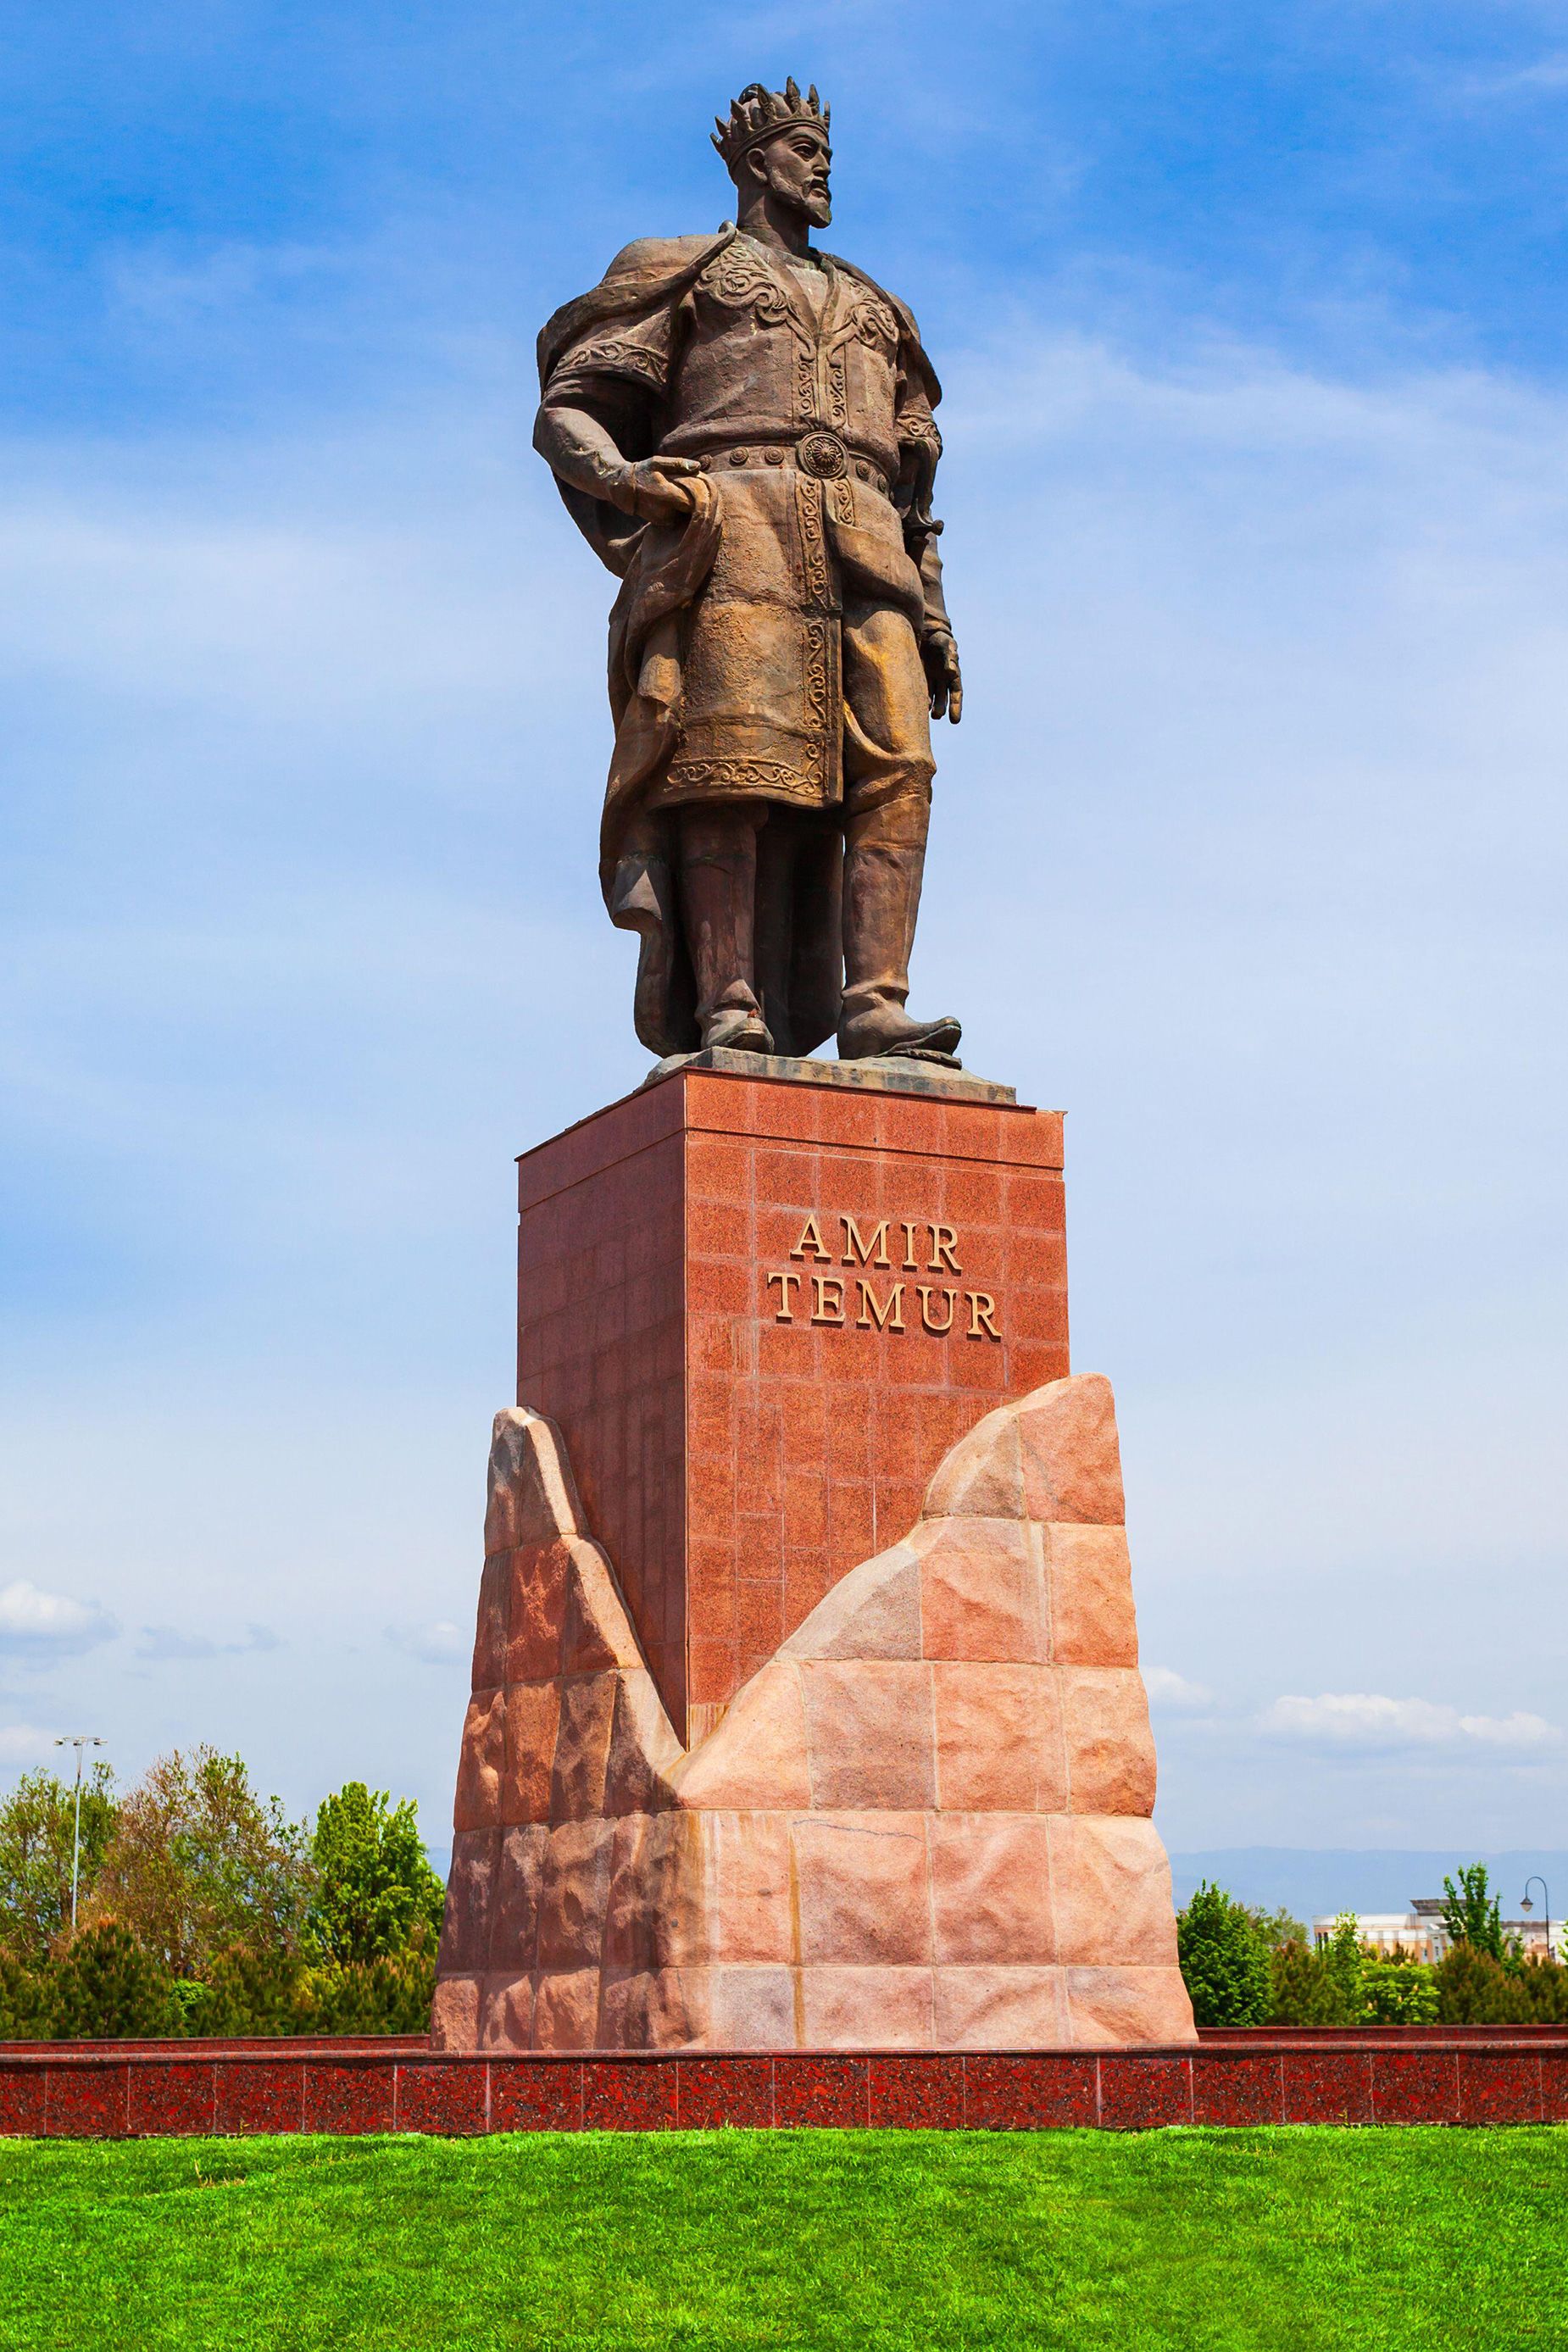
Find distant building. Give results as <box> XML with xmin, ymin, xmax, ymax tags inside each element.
<box><xmin>1310</xmin><ymin>1899</ymin><xmax>1558</xmax><ymax>1962</ymax></box>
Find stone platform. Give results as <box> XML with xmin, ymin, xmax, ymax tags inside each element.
<box><xmin>434</xmin><ymin>1059</ymin><xmax>1191</xmax><ymax>2054</ymax></box>
<box><xmin>5</xmin><ymin>2029</ymin><xmax>1567</xmax><ymax>2137</ymax></box>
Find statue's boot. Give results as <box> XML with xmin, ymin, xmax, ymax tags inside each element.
<box><xmin>837</xmin><ymin>838</ymin><xmax>962</xmax><ymax>1061</ymax></box>
<box><xmin>679</xmin><ymin>809</ymin><xmax>775</xmax><ymax>1055</ymax></box>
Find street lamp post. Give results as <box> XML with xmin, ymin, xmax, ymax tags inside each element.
<box><xmin>1520</xmin><ymin>1876</ymin><xmax>1552</xmax><ymax>1961</ymax></box>
<box><xmin>52</xmin><ymin>1736</ymin><xmax>105</xmax><ymax>1933</ymax></box>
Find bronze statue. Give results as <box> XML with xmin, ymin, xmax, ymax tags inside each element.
<box><xmin>536</xmin><ymin>80</ymin><xmax>965</xmax><ymax>1063</ymax></box>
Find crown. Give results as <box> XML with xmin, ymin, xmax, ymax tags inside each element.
<box><xmin>712</xmin><ymin>79</ymin><xmax>830</xmax><ymax>171</ymax></box>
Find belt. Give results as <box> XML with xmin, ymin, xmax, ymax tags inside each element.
<box><xmin>686</xmin><ymin>431</ymin><xmax>891</xmax><ymax>498</ymax></box>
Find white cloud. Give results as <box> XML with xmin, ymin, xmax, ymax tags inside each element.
<box><xmin>1451</xmin><ymin>55</ymin><xmax>1568</xmax><ymax>103</ymax></box>
<box><xmin>1259</xmin><ymin>1693</ymin><xmax>1563</xmax><ymax>1755</ymax></box>
<box><xmin>0</xmin><ymin>1724</ymin><xmax>61</xmax><ymax>1766</ymax></box>
<box><xmin>0</xmin><ymin>1580</ymin><xmax>117</xmax><ymax>1658</ymax></box>
<box><xmin>136</xmin><ymin>1623</ymin><xmax>283</xmax><ymax>1662</ymax></box>
<box><xmin>1144</xmin><ymin>1666</ymin><xmax>1213</xmax><ymax>1709</ymax></box>
<box><xmin>387</xmin><ymin>1621</ymin><xmax>467</xmax><ymax>1667</ymax></box>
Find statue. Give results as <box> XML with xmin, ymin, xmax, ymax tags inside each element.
<box><xmin>535</xmin><ymin>80</ymin><xmax>965</xmax><ymax>1065</ymax></box>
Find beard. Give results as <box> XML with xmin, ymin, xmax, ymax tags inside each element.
<box><xmin>802</xmin><ymin>186</ymin><xmax>832</xmax><ymax>226</ymax></box>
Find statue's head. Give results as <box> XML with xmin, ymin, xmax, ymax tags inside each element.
<box><xmin>713</xmin><ymin>80</ymin><xmax>831</xmax><ymax>229</ymax></box>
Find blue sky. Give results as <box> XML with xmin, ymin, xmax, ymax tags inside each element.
<box><xmin>3</xmin><ymin>0</ymin><xmax>1566</xmax><ymax>1858</ymax></box>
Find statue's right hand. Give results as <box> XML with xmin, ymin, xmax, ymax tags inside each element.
<box><xmin>617</xmin><ymin>456</ymin><xmax>702</xmax><ymax>524</ymax></box>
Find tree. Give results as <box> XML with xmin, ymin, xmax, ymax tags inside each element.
<box><xmin>1360</xmin><ymin>1951</ymin><xmax>1439</xmax><ymax>2023</ymax></box>
<box><xmin>1267</xmin><ymin>1915</ymin><xmax>1369</xmax><ymax>2026</ymax></box>
<box><xmin>304</xmin><ymin>1783</ymin><xmax>444</xmax><ymax>1966</ymax></box>
<box><xmin>1247</xmin><ymin>1905</ymin><xmax>1308</xmax><ymax>1951</ymax></box>
<box><xmin>88</xmin><ymin>1748</ymin><xmax>313</xmax><ymax>1977</ymax></box>
<box><xmin>1434</xmin><ymin>1943</ymin><xmax>1532</xmax><ymax>2024</ymax></box>
<box><xmin>1176</xmin><ymin>1882</ymin><xmax>1271</xmax><ymax>2026</ymax></box>
<box><xmin>1439</xmin><ymin>1864</ymin><xmax>1510</xmax><ymax>1961</ymax></box>
<box><xmin>49</xmin><ymin>1922</ymin><xmax>176</xmax><ymax>2039</ymax></box>
<box><xmin>0</xmin><ymin>1764</ymin><xmax>118</xmax><ymax>1965</ymax></box>
<box><xmin>0</xmin><ymin>1948</ymin><xmax>50</xmax><ymax>2039</ymax></box>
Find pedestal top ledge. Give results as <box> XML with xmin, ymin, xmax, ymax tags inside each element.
<box><xmin>644</xmin><ymin>1045</ymin><xmax>1020</xmax><ymax>1107</ymax></box>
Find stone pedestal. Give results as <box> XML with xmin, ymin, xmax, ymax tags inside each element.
<box><xmin>434</xmin><ymin>1059</ymin><xmax>1193</xmax><ymax>2054</ymax></box>
<box><xmin>515</xmin><ymin>1057</ymin><xmax>1068</xmax><ymax>1746</ymax></box>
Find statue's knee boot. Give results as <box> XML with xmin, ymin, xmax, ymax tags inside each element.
<box><xmin>838</xmin><ymin>806</ymin><xmax>961</xmax><ymax>1061</ymax></box>
<box><xmin>679</xmin><ymin>808</ymin><xmax>774</xmax><ymax>1054</ymax></box>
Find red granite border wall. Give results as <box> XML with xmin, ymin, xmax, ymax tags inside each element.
<box><xmin>4</xmin><ymin>2034</ymin><xmax>1566</xmax><ymax>2138</ymax></box>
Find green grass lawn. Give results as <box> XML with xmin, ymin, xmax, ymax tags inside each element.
<box><xmin>3</xmin><ymin>2127</ymin><xmax>1566</xmax><ymax>2350</ymax></box>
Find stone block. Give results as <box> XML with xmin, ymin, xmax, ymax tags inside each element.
<box><xmin>477</xmin><ymin>1971</ymin><xmax>535</xmax><ymax>2054</ymax></box>
<box><xmin>563</xmin><ymin>1539</ymin><xmax>642</xmax><ymax>1675</ymax></box>
<box><xmin>1049</xmin><ymin>1817</ymin><xmax>1182</xmax><ymax>1969</ymax></box>
<box><xmin>692</xmin><ymin>1811</ymin><xmax>794</xmax><ymax>1964</ymax></box>
<box><xmin>915</xmin><ymin>1518</ymin><xmax>1046</xmax><ymax>1664</ymax></box>
<box><xmin>1044</xmin><ymin>1523</ymin><xmax>1138</xmax><ymax>1666</ymax></box>
<box><xmin>603</xmin><ymin>1670</ymin><xmax>682</xmax><ymax>1815</ymax></box>
<box><xmin>1065</xmin><ymin>1965</ymin><xmax>1195</xmax><ymax>2048</ymax></box>
<box><xmin>1016</xmin><ymin>1376</ymin><xmax>1125</xmax><ymax>1526</ymax></box>
<box><xmin>537</xmin><ymin>1819</ymin><xmax>614</xmax><ymax>1972</ymax></box>
<box><xmin>800</xmin><ymin>1660</ymin><xmax>937</xmax><ymax>1809</ymax></box>
<box><xmin>932</xmin><ymin>1966</ymin><xmax>1068</xmax><ymax>2049</ymax></box>
<box><xmin>793</xmin><ymin>1813</ymin><xmax>931</xmax><ymax>1965</ymax></box>
<box><xmin>504</xmin><ymin>1542</ymin><xmax>570</xmax><ymax>1683</ymax></box>
<box><xmin>706</xmin><ymin>1966</ymin><xmax>796</xmax><ymax>2049</ymax></box>
<box><xmin>533</xmin><ymin>1967</ymin><xmax>602</xmax><ymax>2052</ymax></box>
<box><xmin>489</xmin><ymin>1824</ymin><xmax>548</xmax><ymax>1974</ymax></box>
<box><xmin>920</xmin><ymin>1406</ymin><xmax>1025</xmax><ymax>1521</ymax></box>
<box><xmin>453</xmin><ymin>1688</ymin><xmax>505</xmax><ymax>1832</ymax></box>
<box><xmin>429</xmin><ymin>1974</ymin><xmax>481</xmax><ymax>2053</ymax></box>
<box><xmin>780</xmin><ymin>1540</ymin><xmax>922</xmax><ymax>1661</ymax></box>
<box><xmin>438</xmin><ymin>1828</ymin><xmax>500</xmax><ymax>1973</ymax></box>
<box><xmin>672</xmin><ymin>1659</ymin><xmax>813</xmax><ymax>1810</ymax></box>
<box><xmin>1059</xmin><ymin>1667</ymin><xmax>1158</xmax><ymax>1815</ymax></box>
<box><xmin>549</xmin><ymin>1673</ymin><xmax>618</xmax><ymax>1821</ymax></box>
<box><xmin>471</xmin><ymin>1551</ymin><xmax>509</xmax><ymax>1688</ymax></box>
<box><xmin>501</xmin><ymin>1680</ymin><xmax>559</xmax><ymax>1826</ymax></box>
<box><xmin>800</xmin><ymin>1966</ymin><xmax>934</xmax><ymax>2049</ymax></box>
<box><xmin>928</xmin><ymin>1815</ymin><xmax>1056</xmax><ymax>1965</ymax></box>
<box><xmin>486</xmin><ymin>1407</ymin><xmax>581</xmax><ymax>1554</ymax></box>
<box><xmin>931</xmin><ymin>1663</ymin><xmax>1066</xmax><ymax>1812</ymax></box>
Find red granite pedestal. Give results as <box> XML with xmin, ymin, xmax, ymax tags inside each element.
<box><xmin>434</xmin><ymin>1056</ymin><xmax>1193</xmax><ymax>2055</ymax></box>
<box><xmin>515</xmin><ymin>1061</ymin><xmax>1069</xmax><ymax>1745</ymax></box>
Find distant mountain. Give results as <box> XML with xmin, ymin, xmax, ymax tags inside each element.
<box><xmin>1169</xmin><ymin>1849</ymin><xmax>1568</xmax><ymax>1924</ymax></box>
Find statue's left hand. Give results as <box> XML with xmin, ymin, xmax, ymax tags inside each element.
<box><xmin>923</xmin><ymin>630</ymin><xmax>963</xmax><ymax>723</ymax></box>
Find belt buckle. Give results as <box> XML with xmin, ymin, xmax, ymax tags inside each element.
<box><xmin>798</xmin><ymin>430</ymin><xmax>849</xmax><ymax>481</ymax></box>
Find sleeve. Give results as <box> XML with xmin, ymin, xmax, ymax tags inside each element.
<box><xmin>893</xmin><ymin>349</ymin><xmax>952</xmax><ymax>638</ymax></box>
<box><xmin>543</xmin><ymin>299</ymin><xmax>678</xmax><ymax>404</ymax></box>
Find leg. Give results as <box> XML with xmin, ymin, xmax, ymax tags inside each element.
<box><xmin>838</xmin><ymin>604</ymin><xmax>961</xmax><ymax>1061</ymax></box>
<box><xmin>677</xmin><ymin>803</ymin><xmax>774</xmax><ymax>1054</ymax></box>
<box><xmin>753</xmin><ymin>806</ymin><xmax>808</xmax><ymax>1055</ymax></box>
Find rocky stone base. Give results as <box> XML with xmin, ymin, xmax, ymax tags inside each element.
<box><xmin>432</xmin><ymin>1374</ymin><xmax>1195</xmax><ymax>2053</ymax></box>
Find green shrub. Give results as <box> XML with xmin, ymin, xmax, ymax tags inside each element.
<box><xmin>1360</xmin><ymin>1951</ymin><xmax>1439</xmax><ymax>2024</ymax></box>
<box><xmin>186</xmin><ymin>1943</ymin><xmax>313</xmax><ymax>2037</ymax></box>
<box><xmin>1515</xmin><ymin>1957</ymin><xmax>1568</xmax><ymax>2022</ymax></box>
<box><xmin>304</xmin><ymin>1928</ymin><xmax>437</xmax><ymax>2034</ymax></box>
<box><xmin>48</xmin><ymin>1923</ymin><xmax>178</xmax><ymax>2039</ymax></box>
<box><xmin>1176</xmin><ymin>1882</ymin><xmax>1271</xmax><ymax>2026</ymax></box>
<box><xmin>0</xmin><ymin>1945</ymin><xmax>51</xmax><ymax>2039</ymax></box>
<box><xmin>1269</xmin><ymin>1927</ymin><xmax>1364</xmax><ymax>2026</ymax></box>
<box><xmin>1433</xmin><ymin>1943</ymin><xmax>1532</xmax><ymax>2023</ymax></box>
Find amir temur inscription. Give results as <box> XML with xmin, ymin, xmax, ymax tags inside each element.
<box><xmin>764</xmin><ymin>1213</ymin><xmax>1000</xmax><ymax>1338</ymax></box>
